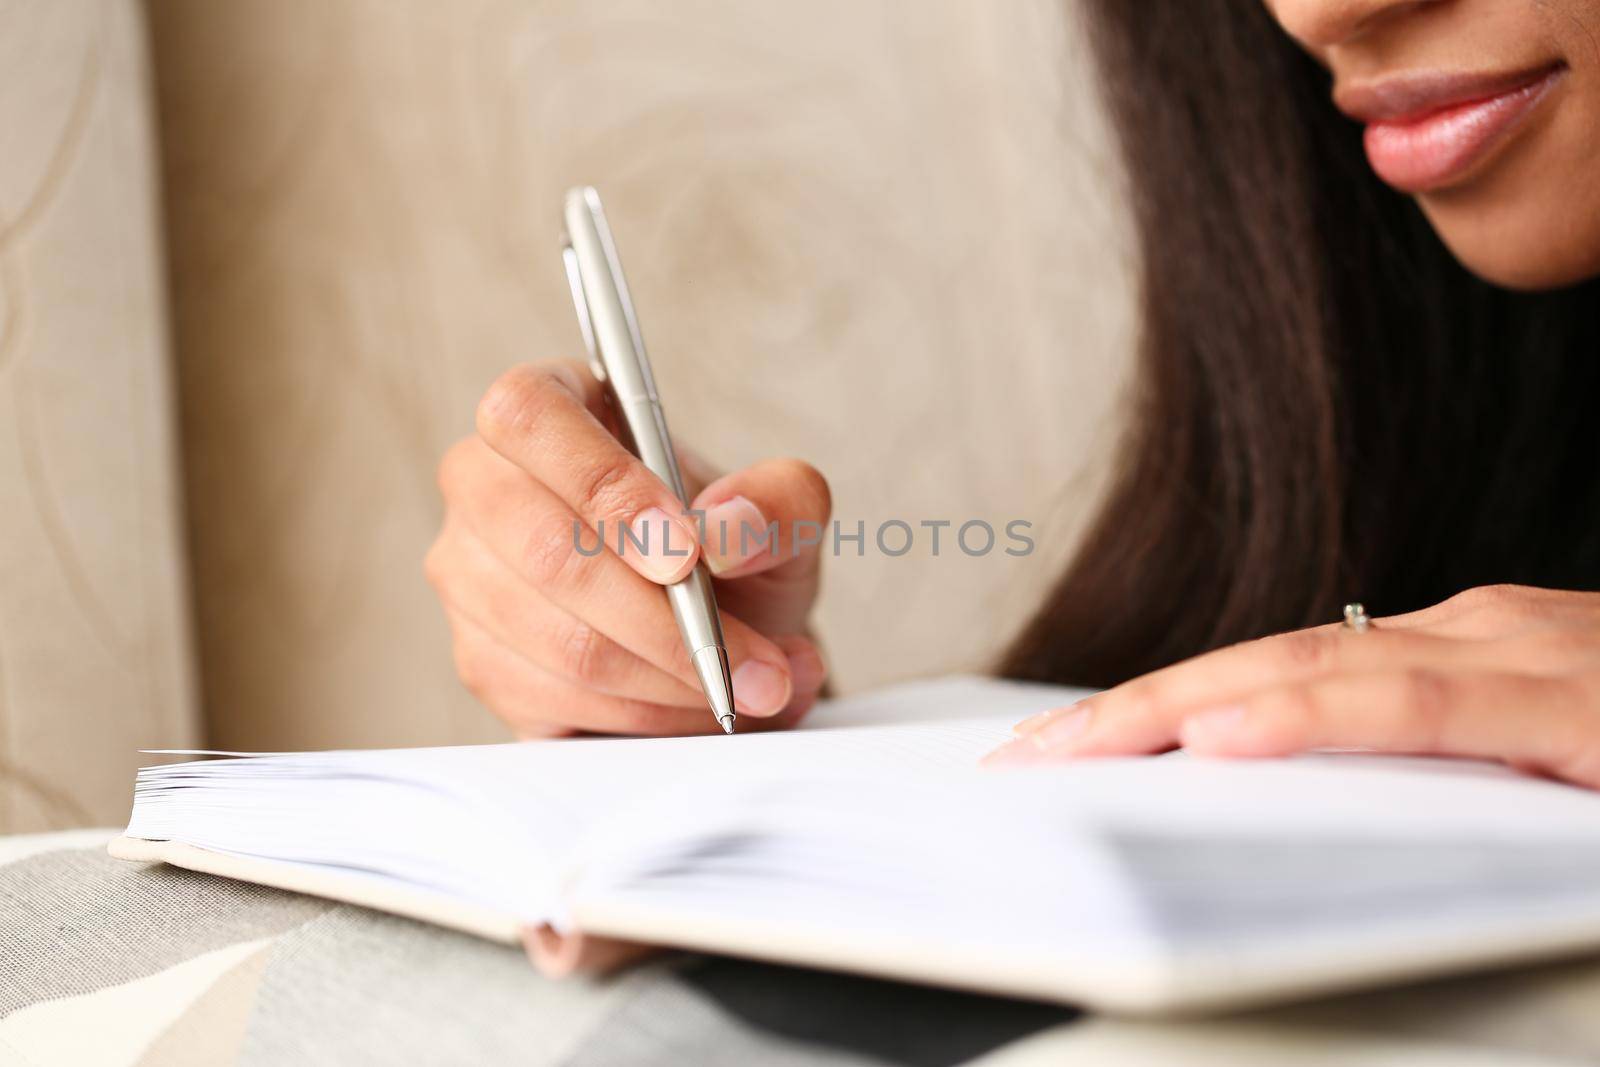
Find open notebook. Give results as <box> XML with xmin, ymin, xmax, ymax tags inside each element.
<box><xmin>113</xmin><ymin>675</ymin><xmax>1600</xmax><ymax>1013</ymax></box>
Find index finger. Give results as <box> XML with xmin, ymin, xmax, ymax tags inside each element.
<box><xmin>1177</xmin><ymin>669</ymin><xmax>1597</xmax><ymax>786</ymax></box>
<box><xmin>1010</xmin><ymin>625</ymin><xmax>1493</xmax><ymax>758</ymax></box>
<box><xmin>476</xmin><ymin>361</ymin><xmax>700</xmax><ymax>585</ymax></box>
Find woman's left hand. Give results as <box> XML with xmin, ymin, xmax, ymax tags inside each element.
<box><xmin>986</xmin><ymin>584</ymin><xmax>1600</xmax><ymax>788</ymax></box>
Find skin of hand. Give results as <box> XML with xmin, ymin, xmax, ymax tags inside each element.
<box><xmin>988</xmin><ymin>585</ymin><xmax>1600</xmax><ymax>789</ymax></box>
<box><xmin>426</xmin><ymin>360</ymin><xmax>830</xmax><ymax>738</ymax></box>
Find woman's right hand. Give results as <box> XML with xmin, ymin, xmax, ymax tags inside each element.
<box><xmin>425</xmin><ymin>360</ymin><xmax>831</xmax><ymax>738</ymax></box>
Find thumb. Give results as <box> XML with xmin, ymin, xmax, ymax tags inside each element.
<box><xmin>690</xmin><ymin>458</ymin><xmax>832</xmax><ymax>581</ymax></box>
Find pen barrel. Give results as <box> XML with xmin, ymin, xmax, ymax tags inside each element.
<box><xmin>667</xmin><ymin>566</ymin><xmax>728</xmax><ymax>654</ymax></box>
<box><xmin>616</xmin><ymin>394</ymin><xmax>726</xmax><ymax>653</ymax></box>
<box><xmin>563</xmin><ymin>185</ymin><xmax>734</xmax><ymax>726</ymax></box>
<box><xmin>616</xmin><ymin>396</ymin><xmax>688</xmax><ymax>501</ymax></box>
<box><xmin>614</xmin><ymin>390</ymin><xmax>730</xmax><ymax>708</ymax></box>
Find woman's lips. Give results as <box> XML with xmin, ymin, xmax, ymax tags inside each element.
<box><xmin>1337</xmin><ymin>65</ymin><xmax>1566</xmax><ymax>193</ymax></box>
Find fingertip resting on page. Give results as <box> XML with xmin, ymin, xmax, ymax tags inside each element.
<box><xmin>521</xmin><ymin>924</ymin><xmax>657</xmax><ymax>976</ymax></box>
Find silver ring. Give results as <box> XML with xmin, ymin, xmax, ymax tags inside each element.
<box><xmin>1342</xmin><ymin>603</ymin><xmax>1372</xmax><ymax>633</ymax></box>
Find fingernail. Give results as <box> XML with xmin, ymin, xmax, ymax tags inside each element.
<box><xmin>1014</xmin><ymin>701</ymin><xmax>1081</xmax><ymax>738</ymax></box>
<box><xmin>627</xmin><ymin>507</ymin><xmax>697</xmax><ymax>583</ymax></box>
<box><xmin>981</xmin><ymin>738</ymin><xmax>1052</xmax><ymax>767</ymax></box>
<box><xmin>1180</xmin><ymin>705</ymin><xmax>1246</xmax><ymax>746</ymax></box>
<box><xmin>732</xmin><ymin>659</ymin><xmax>791</xmax><ymax>717</ymax></box>
<box><xmin>1031</xmin><ymin>705</ymin><xmax>1092</xmax><ymax>751</ymax></box>
<box><xmin>700</xmin><ymin>496</ymin><xmax>769</xmax><ymax>575</ymax></box>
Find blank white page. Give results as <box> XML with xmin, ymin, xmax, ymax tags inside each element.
<box><xmin>127</xmin><ymin>673</ymin><xmax>1600</xmax><ymax>960</ymax></box>
<box><xmin>125</xmin><ymin>676</ymin><xmax>1083</xmax><ymax>921</ymax></box>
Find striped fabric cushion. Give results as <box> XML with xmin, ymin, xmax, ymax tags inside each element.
<box><xmin>5</xmin><ymin>831</ymin><xmax>1600</xmax><ymax>1066</ymax></box>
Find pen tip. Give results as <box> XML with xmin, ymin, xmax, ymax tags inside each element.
<box><xmin>692</xmin><ymin>646</ymin><xmax>738</xmax><ymax>736</ymax></box>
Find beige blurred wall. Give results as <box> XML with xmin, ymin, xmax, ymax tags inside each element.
<box><xmin>0</xmin><ymin>0</ymin><xmax>198</xmax><ymax>830</ymax></box>
<box><xmin>145</xmin><ymin>0</ymin><xmax>1136</xmax><ymax>751</ymax></box>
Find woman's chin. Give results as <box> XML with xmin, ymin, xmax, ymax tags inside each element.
<box><xmin>1420</xmin><ymin>197</ymin><xmax>1600</xmax><ymax>292</ymax></box>
<box><xmin>1409</xmin><ymin>107</ymin><xmax>1600</xmax><ymax>292</ymax></box>
<box><xmin>1449</xmin><ymin>246</ymin><xmax>1600</xmax><ymax>291</ymax></box>
<box><xmin>1452</xmin><ymin>246</ymin><xmax>1600</xmax><ymax>292</ymax></box>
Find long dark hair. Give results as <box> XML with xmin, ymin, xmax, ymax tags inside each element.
<box><xmin>1002</xmin><ymin>0</ymin><xmax>1600</xmax><ymax>689</ymax></box>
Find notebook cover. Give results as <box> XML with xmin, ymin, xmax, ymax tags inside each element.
<box><xmin>108</xmin><ymin>835</ymin><xmax>523</xmax><ymax>944</ymax></box>
<box><xmin>109</xmin><ymin>838</ymin><xmax>1600</xmax><ymax>1014</ymax></box>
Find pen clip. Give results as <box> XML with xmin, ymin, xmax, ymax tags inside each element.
<box><xmin>561</xmin><ymin>242</ymin><xmax>605</xmax><ymax>383</ymax></box>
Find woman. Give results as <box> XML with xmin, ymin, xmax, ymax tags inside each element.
<box><xmin>426</xmin><ymin>0</ymin><xmax>1600</xmax><ymax>785</ymax></box>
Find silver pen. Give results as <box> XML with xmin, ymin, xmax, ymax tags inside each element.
<box><xmin>560</xmin><ymin>187</ymin><xmax>738</xmax><ymax>734</ymax></box>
